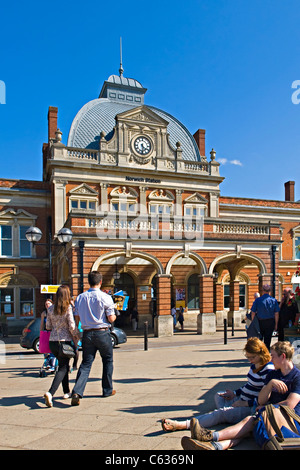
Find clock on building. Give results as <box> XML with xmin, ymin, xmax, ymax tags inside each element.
<box><xmin>133</xmin><ymin>136</ymin><xmax>151</xmax><ymax>155</ymax></box>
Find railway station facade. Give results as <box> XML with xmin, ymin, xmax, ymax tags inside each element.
<box><xmin>1</xmin><ymin>71</ymin><xmax>300</xmax><ymax>335</ymax></box>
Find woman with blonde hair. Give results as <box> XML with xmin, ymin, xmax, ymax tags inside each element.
<box><xmin>161</xmin><ymin>337</ymin><xmax>274</xmax><ymax>432</ymax></box>
<box><xmin>44</xmin><ymin>285</ymin><xmax>79</xmax><ymax>407</ymax></box>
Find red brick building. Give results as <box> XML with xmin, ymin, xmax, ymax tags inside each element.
<box><xmin>1</xmin><ymin>71</ymin><xmax>300</xmax><ymax>335</ymax></box>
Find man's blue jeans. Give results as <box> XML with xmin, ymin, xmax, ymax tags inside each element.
<box><xmin>73</xmin><ymin>329</ymin><xmax>114</xmax><ymax>397</ymax></box>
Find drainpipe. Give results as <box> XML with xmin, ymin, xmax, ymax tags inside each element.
<box><xmin>271</xmin><ymin>245</ymin><xmax>277</xmax><ymax>298</ymax></box>
<box><xmin>79</xmin><ymin>240</ymin><xmax>85</xmax><ymax>293</ymax></box>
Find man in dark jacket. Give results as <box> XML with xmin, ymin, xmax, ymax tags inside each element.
<box><xmin>278</xmin><ymin>288</ymin><xmax>298</xmax><ymax>341</ymax></box>
<box><xmin>250</xmin><ymin>284</ymin><xmax>279</xmax><ymax>350</ymax></box>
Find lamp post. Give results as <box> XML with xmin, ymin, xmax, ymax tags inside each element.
<box><xmin>25</xmin><ymin>223</ymin><xmax>73</xmax><ymax>285</ymax></box>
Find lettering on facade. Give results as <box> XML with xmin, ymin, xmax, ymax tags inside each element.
<box><xmin>125</xmin><ymin>176</ymin><xmax>161</xmax><ymax>184</ymax></box>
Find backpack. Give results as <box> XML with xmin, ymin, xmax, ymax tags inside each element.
<box><xmin>253</xmin><ymin>404</ymin><xmax>300</xmax><ymax>450</ymax></box>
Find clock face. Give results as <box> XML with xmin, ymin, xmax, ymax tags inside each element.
<box><xmin>134</xmin><ymin>136</ymin><xmax>151</xmax><ymax>155</ymax></box>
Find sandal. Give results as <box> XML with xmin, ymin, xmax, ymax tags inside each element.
<box><xmin>161</xmin><ymin>418</ymin><xmax>179</xmax><ymax>432</ymax></box>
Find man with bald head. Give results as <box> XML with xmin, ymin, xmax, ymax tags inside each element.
<box><xmin>251</xmin><ymin>284</ymin><xmax>279</xmax><ymax>350</ymax></box>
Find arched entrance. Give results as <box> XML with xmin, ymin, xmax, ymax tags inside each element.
<box><xmin>92</xmin><ymin>251</ymin><xmax>163</xmax><ymax>328</ymax></box>
<box><xmin>166</xmin><ymin>251</ymin><xmax>209</xmax><ymax>331</ymax></box>
<box><xmin>210</xmin><ymin>252</ymin><xmax>268</xmax><ymax>327</ymax></box>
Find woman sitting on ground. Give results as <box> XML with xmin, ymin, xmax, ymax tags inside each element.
<box><xmin>161</xmin><ymin>337</ymin><xmax>274</xmax><ymax>432</ymax></box>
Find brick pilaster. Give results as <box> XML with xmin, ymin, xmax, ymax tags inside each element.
<box><xmin>157</xmin><ymin>275</ymin><xmax>171</xmax><ymax>316</ymax></box>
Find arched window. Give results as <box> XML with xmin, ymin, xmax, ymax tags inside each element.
<box><xmin>187</xmin><ymin>273</ymin><xmax>199</xmax><ymax>309</ymax></box>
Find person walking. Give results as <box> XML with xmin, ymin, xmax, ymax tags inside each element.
<box><xmin>71</xmin><ymin>271</ymin><xmax>116</xmax><ymax>406</ymax></box>
<box><xmin>130</xmin><ymin>306</ymin><xmax>139</xmax><ymax>331</ymax></box>
<box><xmin>250</xmin><ymin>284</ymin><xmax>279</xmax><ymax>350</ymax></box>
<box><xmin>178</xmin><ymin>306</ymin><xmax>185</xmax><ymax>331</ymax></box>
<box><xmin>171</xmin><ymin>306</ymin><xmax>177</xmax><ymax>331</ymax></box>
<box><xmin>0</xmin><ymin>311</ymin><xmax>8</xmax><ymax>338</ymax></box>
<box><xmin>278</xmin><ymin>288</ymin><xmax>298</xmax><ymax>341</ymax></box>
<box><xmin>40</xmin><ymin>298</ymin><xmax>56</xmax><ymax>371</ymax></box>
<box><xmin>44</xmin><ymin>286</ymin><xmax>79</xmax><ymax>407</ymax></box>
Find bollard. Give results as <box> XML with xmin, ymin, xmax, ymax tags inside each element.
<box><xmin>232</xmin><ymin>318</ymin><xmax>234</xmax><ymax>336</ymax></box>
<box><xmin>144</xmin><ymin>321</ymin><xmax>148</xmax><ymax>351</ymax></box>
<box><xmin>224</xmin><ymin>318</ymin><xmax>227</xmax><ymax>344</ymax></box>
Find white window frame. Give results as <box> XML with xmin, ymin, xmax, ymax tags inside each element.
<box><xmin>0</xmin><ymin>209</ymin><xmax>37</xmax><ymax>258</ymax></box>
<box><xmin>0</xmin><ymin>225</ymin><xmax>13</xmax><ymax>257</ymax></box>
<box><xmin>19</xmin><ymin>225</ymin><xmax>32</xmax><ymax>258</ymax></box>
<box><xmin>148</xmin><ymin>203</ymin><xmax>173</xmax><ymax>215</ymax></box>
<box><xmin>110</xmin><ymin>201</ymin><xmax>137</xmax><ymax>214</ymax></box>
<box><xmin>70</xmin><ymin>197</ymin><xmax>98</xmax><ymax>211</ymax></box>
<box><xmin>184</xmin><ymin>205</ymin><xmax>203</xmax><ymax>217</ymax></box>
<box><xmin>109</xmin><ymin>187</ymin><xmax>138</xmax><ymax>215</ymax></box>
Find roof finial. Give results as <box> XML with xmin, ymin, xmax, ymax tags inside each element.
<box><xmin>119</xmin><ymin>37</ymin><xmax>124</xmax><ymax>77</ymax></box>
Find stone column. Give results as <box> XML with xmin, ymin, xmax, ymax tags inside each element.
<box><xmin>100</xmin><ymin>183</ymin><xmax>108</xmax><ymax>207</ymax></box>
<box><xmin>197</xmin><ymin>274</ymin><xmax>216</xmax><ymax>334</ymax></box>
<box><xmin>53</xmin><ymin>179</ymin><xmax>66</xmax><ymax>236</ymax></box>
<box><xmin>139</xmin><ymin>186</ymin><xmax>147</xmax><ymax>214</ymax></box>
<box><xmin>228</xmin><ymin>280</ymin><xmax>241</xmax><ymax>327</ymax></box>
<box><xmin>154</xmin><ymin>274</ymin><xmax>173</xmax><ymax>337</ymax></box>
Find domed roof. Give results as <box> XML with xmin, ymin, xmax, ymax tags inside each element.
<box><xmin>67</xmin><ymin>74</ymin><xmax>201</xmax><ymax>162</ymax></box>
<box><xmin>106</xmin><ymin>74</ymin><xmax>144</xmax><ymax>89</ymax></box>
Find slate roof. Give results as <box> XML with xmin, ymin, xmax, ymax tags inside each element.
<box><xmin>67</xmin><ymin>74</ymin><xmax>201</xmax><ymax>162</ymax></box>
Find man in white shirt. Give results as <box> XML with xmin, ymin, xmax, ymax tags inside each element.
<box><xmin>71</xmin><ymin>271</ymin><xmax>116</xmax><ymax>406</ymax></box>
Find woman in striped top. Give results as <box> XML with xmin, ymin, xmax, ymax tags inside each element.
<box><xmin>161</xmin><ymin>337</ymin><xmax>274</xmax><ymax>432</ymax></box>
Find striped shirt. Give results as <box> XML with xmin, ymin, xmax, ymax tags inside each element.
<box><xmin>235</xmin><ymin>361</ymin><xmax>275</xmax><ymax>405</ymax></box>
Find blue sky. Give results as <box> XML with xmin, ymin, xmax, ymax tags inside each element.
<box><xmin>1</xmin><ymin>0</ymin><xmax>300</xmax><ymax>201</ymax></box>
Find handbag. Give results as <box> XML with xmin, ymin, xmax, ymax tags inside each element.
<box><xmin>39</xmin><ymin>330</ymin><xmax>51</xmax><ymax>354</ymax></box>
<box><xmin>253</xmin><ymin>404</ymin><xmax>300</xmax><ymax>450</ymax></box>
<box><xmin>57</xmin><ymin>325</ymin><xmax>76</xmax><ymax>359</ymax></box>
<box><xmin>58</xmin><ymin>341</ymin><xmax>75</xmax><ymax>359</ymax></box>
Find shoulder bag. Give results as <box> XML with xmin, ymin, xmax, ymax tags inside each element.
<box><xmin>253</xmin><ymin>404</ymin><xmax>300</xmax><ymax>450</ymax></box>
<box><xmin>57</xmin><ymin>321</ymin><xmax>76</xmax><ymax>359</ymax></box>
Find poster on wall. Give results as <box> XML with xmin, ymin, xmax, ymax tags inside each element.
<box><xmin>176</xmin><ymin>288</ymin><xmax>186</xmax><ymax>309</ymax></box>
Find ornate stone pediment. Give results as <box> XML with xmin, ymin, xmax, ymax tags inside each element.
<box><xmin>148</xmin><ymin>189</ymin><xmax>174</xmax><ymax>201</ymax></box>
<box><xmin>0</xmin><ymin>208</ymin><xmax>38</xmax><ymax>220</ymax></box>
<box><xmin>69</xmin><ymin>183</ymin><xmax>98</xmax><ymax>196</ymax></box>
<box><xmin>110</xmin><ymin>186</ymin><xmax>138</xmax><ymax>200</ymax></box>
<box><xmin>116</xmin><ymin>106</ymin><xmax>169</xmax><ymax>127</ymax></box>
<box><xmin>99</xmin><ymin>105</ymin><xmax>179</xmax><ymax>169</ymax></box>
<box><xmin>184</xmin><ymin>193</ymin><xmax>208</xmax><ymax>204</ymax></box>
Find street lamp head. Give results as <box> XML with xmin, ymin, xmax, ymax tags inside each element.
<box><xmin>57</xmin><ymin>227</ymin><xmax>73</xmax><ymax>244</ymax></box>
<box><xmin>25</xmin><ymin>226</ymin><xmax>43</xmax><ymax>243</ymax></box>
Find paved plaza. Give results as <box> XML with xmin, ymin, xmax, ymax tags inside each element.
<box><xmin>0</xmin><ymin>328</ymin><xmax>262</xmax><ymax>452</ymax></box>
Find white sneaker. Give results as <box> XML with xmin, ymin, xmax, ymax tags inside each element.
<box><xmin>44</xmin><ymin>392</ymin><xmax>53</xmax><ymax>407</ymax></box>
<box><xmin>63</xmin><ymin>392</ymin><xmax>72</xmax><ymax>399</ymax></box>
